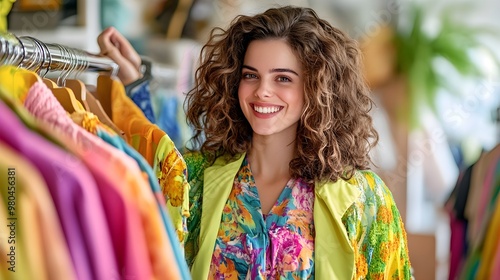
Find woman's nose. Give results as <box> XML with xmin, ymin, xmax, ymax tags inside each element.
<box><xmin>254</xmin><ymin>80</ymin><xmax>272</xmax><ymax>98</ymax></box>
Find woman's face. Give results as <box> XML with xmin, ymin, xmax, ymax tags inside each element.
<box><xmin>238</xmin><ymin>39</ymin><xmax>305</xmax><ymax>139</ymax></box>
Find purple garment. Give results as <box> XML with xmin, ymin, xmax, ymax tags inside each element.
<box><xmin>0</xmin><ymin>100</ymin><xmax>118</xmax><ymax>280</ymax></box>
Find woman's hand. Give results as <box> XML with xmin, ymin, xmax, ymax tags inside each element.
<box><xmin>97</xmin><ymin>27</ymin><xmax>142</xmax><ymax>85</ymax></box>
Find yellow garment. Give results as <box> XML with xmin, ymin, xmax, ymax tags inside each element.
<box><xmin>0</xmin><ymin>0</ymin><xmax>16</xmax><ymax>32</ymax></box>
<box><xmin>0</xmin><ymin>65</ymin><xmax>41</xmax><ymax>103</ymax></box>
<box><xmin>0</xmin><ymin>142</ymin><xmax>77</xmax><ymax>280</ymax></box>
<box><xmin>155</xmin><ymin>135</ymin><xmax>191</xmax><ymax>244</ymax></box>
<box><xmin>69</xmin><ymin>110</ymin><xmax>116</xmax><ymax>136</ymax></box>
<box><xmin>0</xmin><ymin>189</ymin><xmax>31</xmax><ymax>280</ymax></box>
<box><xmin>0</xmin><ymin>66</ymin><xmax>85</xmax><ymax>116</ymax></box>
<box><xmin>476</xmin><ymin>196</ymin><xmax>500</xmax><ymax>279</ymax></box>
<box><xmin>102</xmin><ymin>75</ymin><xmax>190</xmax><ymax>247</ymax></box>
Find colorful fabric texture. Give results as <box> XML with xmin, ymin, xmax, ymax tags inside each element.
<box><xmin>0</xmin><ymin>66</ymin><xmax>189</xmax><ymax>279</ymax></box>
<box><xmin>184</xmin><ymin>152</ymin><xmax>412</xmax><ymax>280</ymax></box>
<box><xmin>209</xmin><ymin>157</ymin><xmax>315</xmax><ymax>279</ymax></box>
<box><xmin>0</xmin><ymin>98</ymin><xmax>111</xmax><ymax>280</ymax></box>
<box><xmin>24</xmin><ymin>80</ymin><xmax>184</xmax><ymax>280</ymax></box>
<box><xmin>103</xmin><ymin>75</ymin><xmax>191</xmax><ymax>279</ymax></box>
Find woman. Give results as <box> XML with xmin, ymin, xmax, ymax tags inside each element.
<box><xmin>98</xmin><ymin>6</ymin><xmax>411</xmax><ymax>279</ymax></box>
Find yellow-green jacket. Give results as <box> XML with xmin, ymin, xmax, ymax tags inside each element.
<box><xmin>183</xmin><ymin>153</ymin><xmax>411</xmax><ymax>279</ymax></box>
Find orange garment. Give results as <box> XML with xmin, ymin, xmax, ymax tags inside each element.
<box><xmin>100</xmin><ymin>75</ymin><xmax>190</xmax><ymax>247</ymax></box>
<box><xmin>97</xmin><ymin>75</ymin><xmax>165</xmax><ymax>166</ymax></box>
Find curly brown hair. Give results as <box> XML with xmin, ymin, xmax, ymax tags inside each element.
<box><xmin>185</xmin><ymin>5</ymin><xmax>378</xmax><ymax>183</ymax></box>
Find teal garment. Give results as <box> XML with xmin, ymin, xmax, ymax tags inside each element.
<box><xmin>96</xmin><ymin>129</ymin><xmax>191</xmax><ymax>280</ymax></box>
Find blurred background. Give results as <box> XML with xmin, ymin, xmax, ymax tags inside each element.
<box><xmin>4</xmin><ymin>0</ymin><xmax>500</xmax><ymax>279</ymax></box>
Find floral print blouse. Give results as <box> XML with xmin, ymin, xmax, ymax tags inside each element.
<box><xmin>208</xmin><ymin>158</ymin><xmax>315</xmax><ymax>279</ymax></box>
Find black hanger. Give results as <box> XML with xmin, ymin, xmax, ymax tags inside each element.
<box><xmin>124</xmin><ymin>57</ymin><xmax>153</xmax><ymax>95</ymax></box>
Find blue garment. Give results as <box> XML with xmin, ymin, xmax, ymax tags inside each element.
<box><xmin>127</xmin><ymin>81</ymin><xmax>157</xmax><ymax>124</ymax></box>
<box><xmin>157</xmin><ymin>94</ymin><xmax>182</xmax><ymax>147</ymax></box>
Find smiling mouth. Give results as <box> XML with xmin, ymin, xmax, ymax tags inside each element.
<box><xmin>252</xmin><ymin>105</ymin><xmax>283</xmax><ymax>114</ymax></box>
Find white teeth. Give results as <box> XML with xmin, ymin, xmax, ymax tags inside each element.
<box><xmin>254</xmin><ymin>106</ymin><xmax>281</xmax><ymax>114</ymax></box>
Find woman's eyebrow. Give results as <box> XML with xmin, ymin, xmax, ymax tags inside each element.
<box><xmin>242</xmin><ymin>65</ymin><xmax>299</xmax><ymax>76</ymax></box>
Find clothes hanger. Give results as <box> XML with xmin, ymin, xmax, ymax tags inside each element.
<box><xmin>65</xmin><ymin>49</ymin><xmax>125</xmax><ymax>136</ymax></box>
<box><xmin>92</xmin><ymin>71</ymin><xmax>136</xmax><ymax>140</ymax></box>
<box><xmin>93</xmin><ymin>57</ymin><xmax>153</xmax><ymax>117</ymax></box>
<box><xmin>85</xmin><ymin>88</ymin><xmax>125</xmax><ymax>137</ymax></box>
<box><xmin>45</xmin><ymin>83</ymin><xmax>85</xmax><ymax>114</ymax></box>
<box><xmin>64</xmin><ymin>49</ymin><xmax>91</xmax><ymax>111</ymax></box>
<box><xmin>66</xmin><ymin>79</ymin><xmax>90</xmax><ymax>110</ymax></box>
<box><xmin>124</xmin><ymin>58</ymin><xmax>153</xmax><ymax>94</ymax></box>
<box><xmin>46</xmin><ymin>44</ymin><xmax>85</xmax><ymax>114</ymax></box>
<box><xmin>93</xmin><ymin>73</ymin><xmax>114</xmax><ymax>118</ymax></box>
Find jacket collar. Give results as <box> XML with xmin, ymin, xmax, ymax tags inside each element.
<box><xmin>190</xmin><ymin>154</ymin><xmax>246</xmax><ymax>279</ymax></box>
<box><xmin>314</xmin><ymin>179</ymin><xmax>361</xmax><ymax>279</ymax></box>
<box><xmin>190</xmin><ymin>153</ymin><xmax>361</xmax><ymax>279</ymax></box>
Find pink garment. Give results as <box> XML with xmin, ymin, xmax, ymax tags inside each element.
<box><xmin>24</xmin><ymin>81</ymin><xmax>153</xmax><ymax>280</ymax></box>
<box><xmin>485</xmin><ymin>162</ymin><xmax>500</xmax><ymax>278</ymax></box>
<box><xmin>448</xmin><ymin>211</ymin><xmax>467</xmax><ymax>280</ymax></box>
<box><xmin>467</xmin><ymin>146</ymin><xmax>500</xmax><ymax>249</ymax></box>
<box><xmin>473</xmin><ymin>158</ymin><xmax>498</xmax><ymax>246</ymax></box>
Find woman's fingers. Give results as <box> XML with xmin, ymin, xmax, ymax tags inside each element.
<box><xmin>97</xmin><ymin>27</ymin><xmax>142</xmax><ymax>85</ymax></box>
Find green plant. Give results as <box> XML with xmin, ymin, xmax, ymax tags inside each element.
<box><xmin>394</xmin><ymin>3</ymin><xmax>499</xmax><ymax>128</ymax></box>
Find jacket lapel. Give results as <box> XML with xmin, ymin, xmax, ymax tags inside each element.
<box><xmin>190</xmin><ymin>154</ymin><xmax>245</xmax><ymax>280</ymax></box>
<box><xmin>314</xmin><ymin>179</ymin><xmax>361</xmax><ymax>279</ymax></box>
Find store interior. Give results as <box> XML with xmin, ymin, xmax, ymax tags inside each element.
<box><xmin>2</xmin><ymin>0</ymin><xmax>500</xmax><ymax>279</ymax></box>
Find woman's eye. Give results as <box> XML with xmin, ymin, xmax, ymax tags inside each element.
<box><xmin>242</xmin><ymin>73</ymin><xmax>257</xmax><ymax>79</ymax></box>
<box><xmin>277</xmin><ymin>76</ymin><xmax>291</xmax><ymax>82</ymax></box>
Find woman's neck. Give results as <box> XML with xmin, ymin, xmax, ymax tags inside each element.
<box><xmin>247</xmin><ymin>134</ymin><xmax>296</xmax><ymax>180</ymax></box>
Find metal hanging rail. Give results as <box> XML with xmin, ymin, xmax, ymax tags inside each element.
<box><xmin>0</xmin><ymin>31</ymin><xmax>119</xmax><ymax>77</ymax></box>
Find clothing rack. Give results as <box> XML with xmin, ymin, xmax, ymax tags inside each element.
<box><xmin>0</xmin><ymin>31</ymin><xmax>118</xmax><ymax>77</ymax></box>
